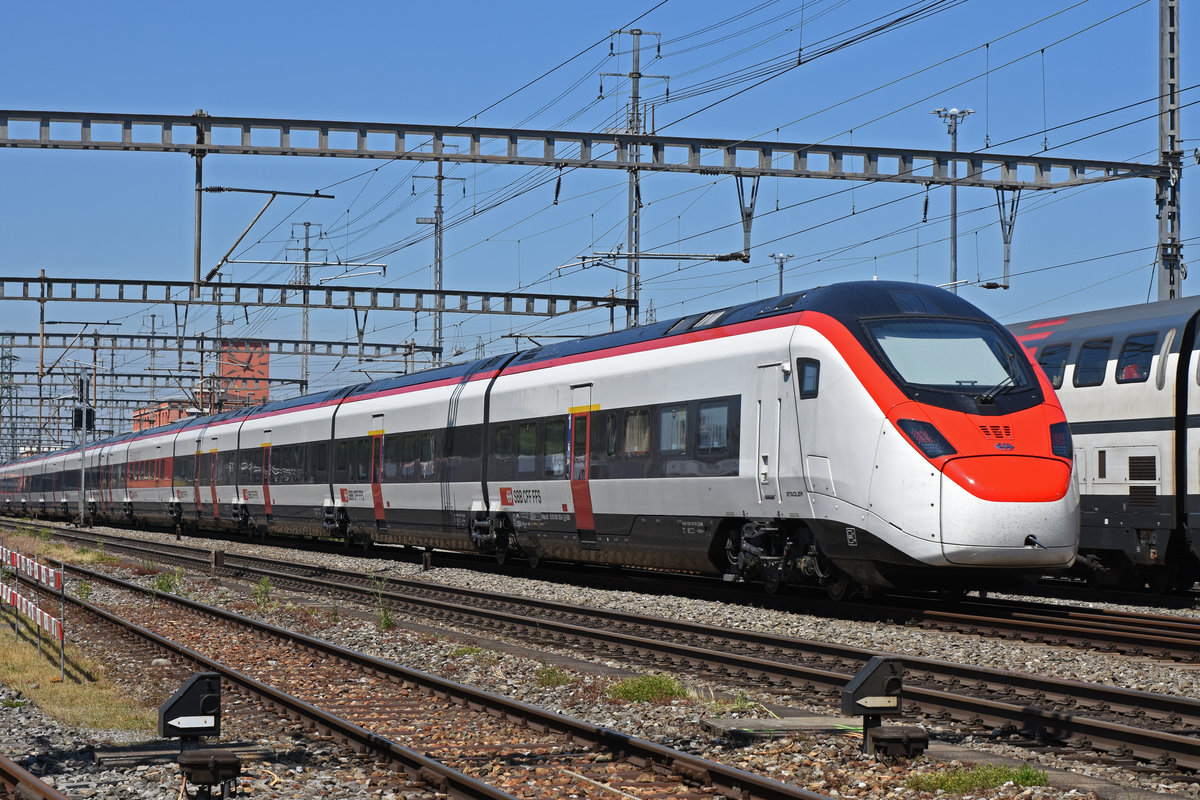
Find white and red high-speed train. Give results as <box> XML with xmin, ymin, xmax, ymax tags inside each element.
<box><xmin>0</xmin><ymin>281</ymin><xmax>1078</xmax><ymax>596</ymax></box>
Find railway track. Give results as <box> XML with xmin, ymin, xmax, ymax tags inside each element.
<box><xmin>65</xmin><ymin>565</ymin><xmax>830</xmax><ymax>800</ymax></box>
<box><xmin>0</xmin><ymin>753</ymin><xmax>71</xmax><ymax>800</ymax></box>
<box><xmin>28</xmin><ymin>524</ymin><xmax>1200</xmax><ymax>775</ymax></box>
<box><xmin>25</xmin><ymin>521</ymin><xmax>1200</xmax><ymax>662</ymax></box>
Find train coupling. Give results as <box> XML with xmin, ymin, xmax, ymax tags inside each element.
<box><xmin>471</xmin><ymin>516</ymin><xmax>497</xmax><ymax>550</ymax></box>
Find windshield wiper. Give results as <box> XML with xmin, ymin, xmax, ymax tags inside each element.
<box><xmin>978</xmin><ymin>353</ymin><xmax>1019</xmax><ymax>403</ymax></box>
<box><xmin>978</xmin><ymin>374</ymin><xmax>1016</xmax><ymax>402</ymax></box>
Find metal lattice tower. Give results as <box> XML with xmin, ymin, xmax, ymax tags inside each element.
<box><xmin>1</xmin><ymin>335</ymin><xmax>15</xmax><ymax>459</ymax></box>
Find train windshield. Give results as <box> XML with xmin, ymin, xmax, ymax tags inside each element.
<box><xmin>864</xmin><ymin>317</ymin><xmax>1031</xmax><ymax>396</ymax></box>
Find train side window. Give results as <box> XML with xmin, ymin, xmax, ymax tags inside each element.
<box><xmin>517</xmin><ymin>422</ymin><xmax>537</xmax><ymax>475</ymax></box>
<box><xmin>1097</xmin><ymin>450</ymin><xmax>1107</xmax><ymax>480</ymax></box>
<box><xmin>1072</xmin><ymin>339</ymin><xmax>1111</xmax><ymax>387</ymax></box>
<box><xmin>623</xmin><ymin>409</ymin><xmax>650</xmax><ymax>458</ymax></box>
<box><xmin>334</xmin><ymin>440</ymin><xmax>349</xmax><ymax>482</ymax></box>
<box><xmin>401</xmin><ymin>434</ymin><xmax>417</xmax><ymax>480</ymax></box>
<box><xmin>383</xmin><ymin>434</ymin><xmax>400</xmax><ymax>482</ymax></box>
<box><xmin>311</xmin><ymin>441</ymin><xmax>329</xmax><ymax>483</ymax></box>
<box><xmin>493</xmin><ymin>425</ymin><xmax>513</xmax><ymax>460</ymax></box>
<box><xmin>354</xmin><ymin>437</ymin><xmax>372</xmax><ymax>482</ymax></box>
<box><xmin>797</xmin><ymin>359</ymin><xmax>820</xmax><ymax>399</ymax></box>
<box><xmin>1116</xmin><ymin>333</ymin><xmax>1156</xmax><ymax>384</ymax></box>
<box><xmin>603</xmin><ymin>413</ymin><xmax>619</xmax><ymax>457</ymax></box>
<box><xmin>1036</xmin><ymin>344</ymin><xmax>1071</xmax><ymax>389</ymax></box>
<box><xmin>419</xmin><ymin>432</ymin><xmax>437</xmax><ymax>479</ymax></box>
<box><xmin>659</xmin><ymin>405</ymin><xmax>688</xmax><ymax>456</ymax></box>
<box><xmin>697</xmin><ymin>401</ymin><xmax>730</xmax><ymax>455</ymax></box>
<box><xmin>544</xmin><ymin>419</ymin><xmax>567</xmax><ymax>477</ymax></box>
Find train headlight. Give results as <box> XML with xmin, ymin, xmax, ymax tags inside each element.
<box><xmin>896</xmin><ymin>419</ymin><xmax>957</xmax><ymax>459</ymax></box>
<box><xmin>1049</xmin><ymin>421</ymin><xmax>1072</xmax><ymax>459</ymax></box>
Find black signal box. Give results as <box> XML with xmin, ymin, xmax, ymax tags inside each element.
<box><xmin>841</xmin><ymin>656</ymin><xmax>903</xmax><ymax>717</ymax></box>
<box><xmin>159</xmin><ymin>672</ymin><xmax>222</xmax><ymax>740</ymax></box>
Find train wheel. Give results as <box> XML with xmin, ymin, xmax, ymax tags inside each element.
<box><xmin>761</xmin><ymin>564</ymin><xmax>784</xmax><ymax>595</ymax></box>
<box><xmin>494</xmin><ymin>518</ymin><xmax>513</xmax><ymax>565</ymax></box>
<box><xmin>823</xmin><ymin>569</ymin><xmax>855</xmax><ymax>602</ymax></box>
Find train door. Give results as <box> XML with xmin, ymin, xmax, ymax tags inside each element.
<box><xmin>261</xmin><ymin>432</ymin><xmax>273</xmax><ymax>522</ymax></box>
<box><xmin>756</xmin><ymin>363</ymin><xmax>783</xmax><ymax>503</ymax></box>
<box><xmin>192</xmin><ymin>439</ymin><xmax>204</xmax><ymax>519</ymax></box>
<box><xmin>370</xmin><ymin>414</ymin><xmax>386</xmax><ymax>531</ymax></box>
<box><xmin>569</xmin><ymin>384</ymin><xmax>596</xmax><ymax>537</ymax></box>
<box><xmin>209</xmin><ymin>439</ymin><xmax>220</xmax><ymax>521</ymax></box>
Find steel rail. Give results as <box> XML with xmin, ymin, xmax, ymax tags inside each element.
<box><xmin>0</xmin><ymin>753</ymin><xmax>73</xmax><ymax>800</ymax></box>
<box><xmin>66</xmin><ymin>563</ymin><xmax>833</xmax><ymax>800</ymax></box>
<box><xmin>24</xmin><ymin>524</ymin><xmax>1200</xmax><ymax>771</ymax></box>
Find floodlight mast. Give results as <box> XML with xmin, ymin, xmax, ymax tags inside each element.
<box><xmin>932</xmin><ymin>107</ymin><xmax>974</xmax><ymax>295</ymax></box>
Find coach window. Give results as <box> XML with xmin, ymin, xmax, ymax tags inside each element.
<box><xmin>354</xmin><ymin>437</ymin><xmax>372</xmax><ymax>482</ymax></box>
<box><xmin>544</xmin><ymin>419</ymin><xmax>567</xmax><ymax>477</ymax></box>
<box><xmin>310</xmin><ymin>441</ymin><xmax>329</xmax><ymax>484</ymax></box>
<box><xmin>400</xmin><ymin>434</ymin><xmax>417</xmax><ymax>480</ymax></box>
<box><xmin>517</xmin><ymin>422</ymin><xmax>537</xmax><ymax>476</ymax></box>
<box><xmin>1036</xmin><ymin>344</ymin><xmax>1071</xmax><ymax>389</ymax></box>
<box><xmin>493</xmin><ymin>424</ymin><xmax>513</xmax><ymax>460</ymax></box>
<box><xmin>698</xmin><ymin>401</ymin><xmax>730</xmax><ymax>455</ymax></box>
<box><xmin>659</xmin><ymin>405</ymin><xmax>689</xmax><ymax>456</ymax></box>
<box><xmin>383</xmin><ymin>434</ymin><xmax>400</xmax><ymax>482</ymax></box>
<box><xmin>1072</xmin><ymin>338</ymin><xmax>1111</xmax><ymax>387</ymax></box>
<box><xmin>1116</xmin><ymin>333</ymin><xmax>1156</xmax><ymax>384</ymax></box>
<box><xmin>623</xmin><ymin>409</ymin><xmax>651</xmax><ymax>458</ymax></box>
<box><xmin>797</xmin><ymin>359</ymin><xmax>820</xmax><ymax>399</ymax></box>
<box><xmin>334</xmin><ymin>440</ymin><xmax>349</xmax><ymax>482</ymax></box>
<box><xmin>419</xmin><ymin>432</ymin><xmax>436</xmax><ymax>480</ymax></box>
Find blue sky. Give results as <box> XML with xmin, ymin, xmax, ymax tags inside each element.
<box><xmin>2</xmin><ymin>0</ymin><xmax>1195</xmax><ymax>396</ymax></box>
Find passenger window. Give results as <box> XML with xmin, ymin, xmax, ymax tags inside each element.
<box><xmin>335</xmin><ymin>440</ymin><xmax>349</xmax><ymax>480</ymax></box>
<box><xmin>623</xmin><ymin>409</ymin><xmax>650</xmax><ymax>458</ymax></box>
<box><xmin>354</xmin><ymin>438</ymin><xmax>372</xmax><ymax>482</ymax></box>
<box><xmin>1036</xmin><ymin>344</ymin><xmax>1071</xmax><ymax>389</ymax></box>
<box><xmin>698</xmin><ymin>401</ymin><xmax>729</xmax><ymax>455</ymax></box>
<box><xmin>419</xmin><ymin>433</ymin><xmax>436</xmax><ymax>479</ymax></box>
<box><xmin>544</xmin><ymin>419</ymin><xmax>567</xmax><ymax>477</ymax></box>
<box><xmin>603</xmin><ymin>413</ymin><xmax>619</xmax><ymax>457</ymax></box>
<box><xmin>383</xmin><ymin>434</ymin><xmax>400</xmax><ymax>482</ymax></box>
<box><xmin>1072</xmin><ymin>339</ymin><xmax>1112</xmax><ymax>387</ymax></box>
<box><xmin>1116</xmin><ymin>333</ymin><xmax>1156</xmax><ymax>384</ymax></box>
<box><xmin>493</xmin><ymin>425</ymin><xmax>512</xmax><ymax>459</ymax></box>
<box><xmin>659</xmin><ymin>405</ymin><xmax>688</xmax><ymax>456</ymax></box>
<box><xmin>401</xmin><ymin>434</ymin><xmax>417</xmax><ymax>480</ymax></box>
<box><xmin>517</xmin><ymin>423</ymin><xmax>537</xmax><ymax>475</ymax></box>
<box><xmin>797</xmin><ymin>359</ymin><xmax>820</xmax><ymax>399</ymax></box>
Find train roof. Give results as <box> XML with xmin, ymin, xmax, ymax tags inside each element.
<box><xmin>506</xmin><ymin>280</ymin><xmax>989</xmax><ymax>369</ymax></box>
<box><xmin>0</xmin><ymin>281</ymin><xmax>993</xmax><ymax>469</ymax></box>
<box><xmin>1009</xmin><ymin>295</ymin><xmax>1200</xmax><ymax>349</ymax></box>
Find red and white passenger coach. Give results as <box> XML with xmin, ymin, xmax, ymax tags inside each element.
<box><xmin>2</xmin><ymin>281</ymin><xmax>1078</xmax><ymax>597</ymax></box>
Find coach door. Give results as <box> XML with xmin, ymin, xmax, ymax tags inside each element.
<box><xmin>209</xmin><ymin>440</ymin><xmax>220</xmax><ymax>520</ymax></box>
<box><xmin>260</xmin><ymin>432</ymin><xmax>273</xmax><ymax>521</ymax></box>
<box><xmin>756</xmin><ymin>363</ymin><xmax>783</xmax><ymax>503</ymax></box>
<box><xmin>370</xmin><ymin>414</ymin><xmax>386</xmax><ymax>530</ymax></box>
<box><xmin>569</xmin><ymin>384</ymin><xmax>596</xmax><ymax>537</ymax></box>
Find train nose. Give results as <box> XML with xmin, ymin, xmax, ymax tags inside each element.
<box><xmin>940</xmin><ymin>455</ymin><xmax>1078</xmax><ymax>566</ymax></box>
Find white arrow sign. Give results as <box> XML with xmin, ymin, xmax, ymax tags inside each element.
<box><xmin>855</xmin><ymin>696</ymin><xmax>899</xmax><ymax>709</ymax></box>
<box><xmin>167</xmin><ymin>715</ymin><xmax>216</xmax><ymax>729</ymax></box>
